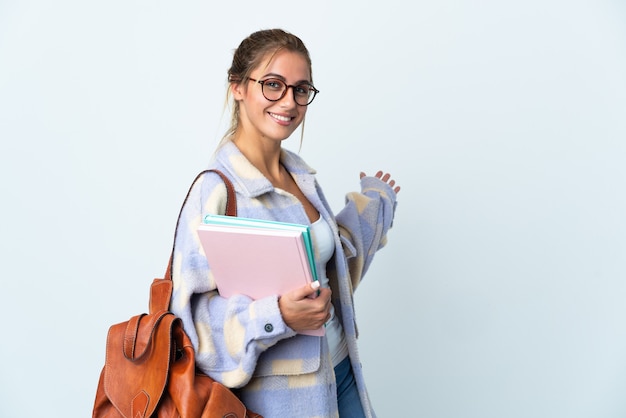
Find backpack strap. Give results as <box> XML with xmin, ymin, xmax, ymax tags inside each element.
<box><xmin>149</xmin><ymin>169</ymin><xmax>237</xmax><ymax>314</ymax></box>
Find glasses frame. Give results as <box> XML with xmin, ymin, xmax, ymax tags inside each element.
<box><xmin>247</xmin><ymin>77</ymin><xmax>319</xmax><ymax>106</ymax></box>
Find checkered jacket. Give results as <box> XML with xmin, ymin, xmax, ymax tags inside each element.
<box><xmin>170</xmin><ymin>141</ymin><xmax>397</xmax><ymax>417</ymax></box>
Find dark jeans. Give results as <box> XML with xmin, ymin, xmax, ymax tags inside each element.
<box><xmin>334</xmin><ymin>356</ymin><xmax>366</xmax><ymax>418</ymax></box>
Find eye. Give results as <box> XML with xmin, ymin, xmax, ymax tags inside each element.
<box><xmin>263</xmin><ymin>79</ymin><xmax>284</xmax><ymax>91</ymax></box>
<box><xmin>294</xmin><ymin>84</ymin><xmax>312</xmax><ymax>96</ymax></box>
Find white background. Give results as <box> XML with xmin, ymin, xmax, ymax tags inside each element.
<box><xmin>1</xmin><ymin>1</ymin><xmax>626</xmax><ymax>417</ymax></box>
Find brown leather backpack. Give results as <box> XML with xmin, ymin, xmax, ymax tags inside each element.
<box><xmin>92</xmin><ymin>170</ymin><xmax>261</xmax><ymax>418</ymax></box>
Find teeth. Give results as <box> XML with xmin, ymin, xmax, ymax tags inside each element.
<box><xmin>270</xmin><ymin>113</ymin><xmax>291</xmax><ymax>122</ymax></box>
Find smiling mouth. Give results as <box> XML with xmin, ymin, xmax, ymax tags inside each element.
<box><xmin>269</xmin><ymin>112</ymin><xmax>293</xmax><ymax>122</ymax></box>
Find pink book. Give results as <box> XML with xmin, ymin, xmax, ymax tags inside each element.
<box><xmin>197</xmin><ymin>218</ymin><xmax>324</xmax><ymax>336</ymax></box>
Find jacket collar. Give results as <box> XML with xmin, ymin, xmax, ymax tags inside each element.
<box><xmin>214</xmin><ymin>141</ymin><xmax>317</xmax><ymax>198</ymax></box>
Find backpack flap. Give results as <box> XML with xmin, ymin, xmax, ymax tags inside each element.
<box><xmin>103</xmin><ymin>311</ymin><xmax>175</xmax><ymax>418</ymax></box>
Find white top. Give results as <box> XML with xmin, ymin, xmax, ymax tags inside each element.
<box><xmin>310</xmin><ymin>216</ymin><xmax>349</xmax><ymax>367</ymax></box>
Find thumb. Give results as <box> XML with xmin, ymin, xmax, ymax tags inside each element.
<box><xmin>290</xmin><ymin>280</ymin><xmax>321</xmax><ymax>300</ymax></box>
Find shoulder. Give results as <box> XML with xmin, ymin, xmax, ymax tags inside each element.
<box><xmin>179</xmin><ymin>169</ymin><xmax>230</xmax><ymax>216</ymax></box>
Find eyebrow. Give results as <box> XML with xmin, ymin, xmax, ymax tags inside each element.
<box><xmin>259</xmin><ymin>72</ymin><xmax>312</xmax><ymax>85</ymax></box>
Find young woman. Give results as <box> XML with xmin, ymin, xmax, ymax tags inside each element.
<box><xmin>170</xmin><ymin>28</ymin><xmax>400</xmax><ymax>418</ymax></box>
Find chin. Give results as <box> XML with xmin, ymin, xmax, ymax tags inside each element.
<box><xmin>268</xmin><ymin>129</ymin><xmax>299</xmax><ymax>142</ymax></box>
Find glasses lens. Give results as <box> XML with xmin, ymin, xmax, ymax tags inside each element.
<box><xmin>261</xmin><ymin>79</ymin><xmax>286</xmax><ymax>101</ymax></box>
<box><xmin>293</xmin><ymin>84</ymin><xmax>315</xmax><ymax>105</ymax></box>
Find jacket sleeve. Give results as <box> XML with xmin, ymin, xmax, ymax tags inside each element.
<box><xmin>334</xmin><ymin>175</ymin><xmax>398</xmax><ymax>290</ymax></box>
<box><xmin>169</xmin><ymin>171</ymin><xmax>297</xmax><ymax>388</ymax></box>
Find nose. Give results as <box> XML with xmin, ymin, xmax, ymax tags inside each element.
<box><xmin>278</xmin><ymin>86</ymin><xmax>297</xmax><ymax>107</ymax></box>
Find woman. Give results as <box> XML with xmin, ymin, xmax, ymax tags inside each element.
<box><xmin>170</xmin><ymin>28</ymin><xmax>400</xmax><ymax>417</ymax></box>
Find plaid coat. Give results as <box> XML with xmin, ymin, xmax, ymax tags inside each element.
<box><xmin>170</xmin><ymin>141</ymin><xmax>397</xmax><ymax>417</ymax></box>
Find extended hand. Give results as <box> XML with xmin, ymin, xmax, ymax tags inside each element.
<box><xmin>360</xmin><ymin>170</ymin><xmax>401</xmax><ymax>194</ymax></box>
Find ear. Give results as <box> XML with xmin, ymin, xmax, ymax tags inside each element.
<box><xmin>231</xmin><ymin>82</ymin><xmax>245</xmax><ymax>101</ymax></box>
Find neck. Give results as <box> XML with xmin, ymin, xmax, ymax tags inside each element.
<box><xmin>232</xmin><ymin>133</ymin><xmax>284</xmax><ymax>182</ymax></box>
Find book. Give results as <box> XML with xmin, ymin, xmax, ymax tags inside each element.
<box><xmin>197</xmin><ymin>214</ymin><xmax>323</xmax><ymax>336</ymax></box>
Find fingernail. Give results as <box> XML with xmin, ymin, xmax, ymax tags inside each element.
<box><xmin>311</xmin><ymin>280</ymin><xmax>320</xmax><ymax>289</ymax></box>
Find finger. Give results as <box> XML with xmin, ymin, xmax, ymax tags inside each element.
<box><xmin>375</xmin><ymin>170</ymin><xmax>383</xmax><ymax>179</ymax></box>
<box><xmin>381</xmin><ymin>173</ymin><xmax>391</xmax><ymax>182</ymax></box>
<box><xmin>317</xmin><ymin>287</ymin><xmax>332</xmax><ymax>304</ymax></box>
<box><xmin>360</xmin><ymin>172</ymin><xmax>366</xmax><ymax>179</ymax></box>
<box><xmin>289</xmin><ymin>280</ymin><xmax>321</xmax><ymax>300</ymax></box>
<box><xmin>389</xmin><ymin>180</ymin><xmax>395</xmax><ymax>188</ymax></box>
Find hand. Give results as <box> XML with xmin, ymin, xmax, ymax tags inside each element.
<box><xmin>278</xmin><ymin>281</ymin><xmax>332</xmax><ymax>332</ymax></box>
<box><xmin>360</xmin><ymin>170</ymin><xmax>401</xmax><ymax>194</ymax></box>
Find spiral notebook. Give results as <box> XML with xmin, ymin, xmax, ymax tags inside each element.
<box><xmin>197</xmin><ymin>214</ymin><xmax>323</xmax><ymax>336</ymax></box>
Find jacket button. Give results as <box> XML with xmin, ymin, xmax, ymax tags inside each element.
<box><xmin>264</xmin><ymin>323</ymin><xmax>274</xmax><ymax>333</ymax></box>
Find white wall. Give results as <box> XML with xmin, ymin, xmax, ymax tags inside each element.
<box><xmin>1</xmin><ymin>1</ymin><xmax>626</xmax><ymax>417</ymax></box>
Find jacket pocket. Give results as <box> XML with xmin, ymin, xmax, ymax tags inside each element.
<box><xmin>253</xmin><ymin>334</ymin><xmax>321</xmax><ymax>377</ymax></box>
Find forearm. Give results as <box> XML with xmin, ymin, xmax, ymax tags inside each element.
<box><xmin>335</xmin><ymin>175</ymin><xmax>398</xmax><ymax>286</ymax></box>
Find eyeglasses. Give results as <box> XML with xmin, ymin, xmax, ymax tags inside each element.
<box><xmin>247</xmin><ymin>77</ymin><xmax>319</xmax><ymax>106</ymax></box>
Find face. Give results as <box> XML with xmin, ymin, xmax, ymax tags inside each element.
<box><xmin>232</xmin><ymin>50</ymin><xmax>311</xmax><ymax>144</ymax></box>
